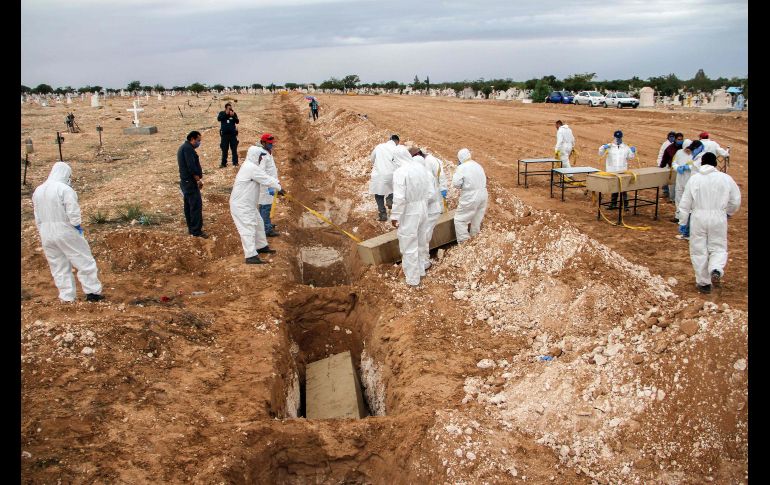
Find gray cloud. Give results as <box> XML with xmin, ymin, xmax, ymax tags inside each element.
<box><xmin>21</xmin><ymin>0</ymin><xmax>748</xmax><ymax>87</ymax></box>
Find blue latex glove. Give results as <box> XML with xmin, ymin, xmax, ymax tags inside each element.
<box><xmin>676</xmin><ymin>165</ymin><xmax>686</xmax><ymax>174</ymax></box>
<box><xmin>267</xmin><ymin>188</ymin><xmax>275</xmax><ymax>196</ymax></box>
<box><xmin>630</xmin><ymin>146</ymin><xmax>637</xmax><ymax>153</ymax></box>
<box><xmin>440</xmin><ymin>189</ymin><xmax>447</xmax><ymax>199</ymax></box>
<box><xmin>74</xmin><ymin>224</ymin><xmax>83</xmax><ymax>235</ymax></box>
<box><xmin>683</xmin><ymin>164</ymin><xmax>691</xmax><ymax>171</ymax></box>
<box><xmin>678</xmin><ymin>224</ymin><xmax>689</xmax><ymax>237</ymax></box>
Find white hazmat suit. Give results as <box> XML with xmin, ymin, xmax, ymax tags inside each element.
<box><xmin>369</xmin><ymin>139</ymin><xmax>399</xmax><ymax>196</ymax></box>
<box><xmin>555</xmin><ymin>124</ymin><xmax>575</xmax><ymax>169</ymax></box>
<box><xmin>391</xmin><ymin>146</ymin><xmax>434</xmax><ymax>286</ymax></box>
<box><xmin>672</xmin><ymin>139</ymin><xmax>696</xmax><ymax>210</ymax></box>
<box><xmin>229</xmin><ymin>153</ymin><xmax>281</xmax><ymax>258</ymax></box>
<box><xmin>32</xmin><ymin>162</ymin><xmax>103</xmax><ymax>301</ymax></box>
<box><xmin>452</xmin><ymin>148</ymin><xmax>488</xmax><ymax>244</ymax></box>
<box><xmin>700</xmin><ymin>139</ymin><xmax>730</xmax><ymax>157</ymax></box>
<box><xmin>599</xmin><ymin>142</ymin><xmax>635</xmax><ymax>172</ymax></box>
<box><xmin>676</xmin><ymin>164</ymin><xmax>741</xmax><ymax>286</ymax></box>
<box><xmin>656</xmin><ymin>139</ymin><xmax>672</xmax><ymax>167</ymax></box>
<box><xmin>252</xmin><ymin>146</ymin><xmax>279</xmax><ymax>206</ymax></box>
<box><xmin>417</xmin><ymin>152</ymin><xmax>448</xmax><ymax>269</ymax></box>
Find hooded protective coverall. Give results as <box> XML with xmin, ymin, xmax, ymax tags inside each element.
<box><xmin>369</xmin><ymin>140</ymin><xmax>399</xmax><ymax>216</ymax></box>
<box><xmin>229</xmin><ymin>156</ymin><xmax>281</xmax><ymax>258</ymax></box>
<box><xmin>700</xmin><ymin>139</ymin><xmax>730</xmax><ymax>157</ymax></box>
<box><xmin>554</xmin><ymin>124</ymin><xmax>575</xmax><ymax>169</ymax></box>
<box><xmin>32</xmin><ymin>162</ymin><xmax>103</xmax><ymax>301</ymax></box>
<box><xmin>252</xmin><ymin>146</ymin><xmax>279</xmax><ymax>233</ymax></box>
<box><xmin>416</xmin><ymin>152</ymin><xmax>448</xmax><ymax>268</ymax></box>
<box><xmin>452</xmin><ymin>149</ymin><xmax>488</xmax><ymax>244</ymax></box>
<box><xmin>672</xmin><ymin>140</ymin><xmax>696</xmax><ymax>210</ymax></box>
<box><xmin>391</xmin><ymin>146</ymin><xmax>434</xmax><ymax>286</ymax></box>
<box><xmin>676</xmin><ymin>165</ymin><xmax>741</xmax><ymax>286</ymax></box>
<box><xmin>599</xmin><ymin>142</ymin><xmax>635</xmax><ymax>207</ymax></box>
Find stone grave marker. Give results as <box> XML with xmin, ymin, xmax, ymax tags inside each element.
<box><xmin>123</xmin><ymin>100</ymin><xmax>157</xmax><ymax>134</ymax></box>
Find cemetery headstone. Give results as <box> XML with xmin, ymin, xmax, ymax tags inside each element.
<box><xmin>123</xmin><ymin>100</ymin><xmax>158</xmax><ymax>134</ymax></box>
<box><xmin>639</xmin><ymin>87</ymin><xmax>655</xmax><ymax>107</ymax></box>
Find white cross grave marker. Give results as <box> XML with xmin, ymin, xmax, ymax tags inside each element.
<box><xmin>127</xmin><ymin>100</ymin><xmax>144</xmax><ymax>127</ymax></box>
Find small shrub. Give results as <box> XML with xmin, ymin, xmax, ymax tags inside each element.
<box><xmin>88</xmin><ymin>210</ymin><xmax>109</xmax><ymax>224</ymax></box>
<box><xmin>116</xmin><ymin>204</ymin><xmax>144</xmax><ymax>222</ymax></box>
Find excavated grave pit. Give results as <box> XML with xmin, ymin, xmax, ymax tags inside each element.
<box><xmin>274</xmin><ymin>289</ymin><xmax>389</xmax><ymax>420</ymax></box>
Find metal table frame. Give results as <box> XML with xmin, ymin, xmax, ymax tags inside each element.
<box><xmin>550</xmin><ymin>167</ymin><xmax>600</xmax><ymax>201</ymax></box>
<box><xmin>517</xmin><ymin>158</ymin><xmax>561</xmax><ymax>188</ymax></box>
<box><xmin>596</xmin><ymin>187</ymin><xmax>660</xmax><ymax>223</ymax></box>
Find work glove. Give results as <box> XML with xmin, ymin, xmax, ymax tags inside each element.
<box><xmin>267</xmin><ymin>188</ymin><xmax>275</xmax><ymax>196</ymax></box>
<box><xmin>554</xmin><ymin>150</ymin><xmax>560</xmax><ymax>158</ymax></box>
<box><xmin>683</xmin><ymin>164</ymin><xmax>691</xmax><ymax>172</ymax></box>
<box><xmin>440</xmin><ymin>189</ymin><xmax>447</xmax><ymax>199</ymax></box>
<box><xmin>678</xmin><ymin>224</ymin><xmax>689</xmax><ymax>237</ymax></box>
<box><xmin>74</xmin><ymin>224</ymin><xmax>83</xmax><ymax>235</ymax></box>
<box><xmin>630</xmin><ymin>146</ymin><xmax>637</xmax><ymax>153</ymax></box>
<box><xmin>277</xmin><ymin>188</ymin><xmax>286</xmax><ymax>197</ymax></box>
<box><xmin>602</xmin><ymin>144</ymin><xmax>610</xmax><ymax>150</ymax></box>
<box><xmin>676</xmin><ymin>165</ymin><xmax>686</xmax><ymax>174</ymax></box>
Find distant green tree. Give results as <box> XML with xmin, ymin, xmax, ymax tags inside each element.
<box><xmin>284</xmin><ymin>82</ymin><xmax>299</xmax><ymax>90</ymax></box>
<box><xmin>188</xmin><ymin>82</ymin><xmax>206</xmax><ymax>94</ymax></box>
<box><xmin>32</xmin><ymin>83</ymin><xmax>53</xmax><ymax>94</ymax></box>
<box><xmin>21</xmin><ymin>85</ymin><xmax>31</xmax><ymax>94</ymax></box>
<box><xmin>342</xmin><ymin>74</ymin><xmax>360</xmax><ymax>91</ymax></box>
<box><xmin>412</xmin><ymin>75</ymin><xmax>423</xmax><ymax>91</ymax></box>
<box><xmin>383</xmin><ymin>81</ymin><xmax>401</xmax><ymax>90</ymax></box>
<box><xmin>647</xmin><ymin>74</ymin><xmax>681</xmax><ymax>96</ymax></box>
<box><xmin>562</xmin><ymin>73</ymin><xmax>596</xmax><ymax>93</ymax></box>
<box><xmin>524</xmin><ymin>78</ymin><xmax>539</xmax><ymax>90</ymax></box>
<box><xmin>153</xmin><ymin>83</ymin><xmax>165</xmax><ymax>91</ymax></box>
<box><xmin>126</xmin><ymin>80</ymin><xmax>141</xmax><ymax>91</ymax></box>
<box><xmin>320</xmin><ymin>77</ymin><xmax>343</xmax><ymax>90</ymax></box>
<box><xmin>531</xmin><ymin>80</ymin><xmax>551</xmax><ymax>103</ymax></box>
<box><xmin>211</xmin><ymin>84</ymin><xmax>225</xmax><ymax>91</ymax></box>
<box><xmin>251</xmin><ymin>83</ymin><xmax>263</xmax><ymax>89</ymax></box>
<box><xmin>172</xmin><ymin>86</ymin><xmax>186</xmax><ymax>91</ymax></box>
<box><xmin>425</xmin><ymin>76</ymin><xmax>430</xmax><ymax>91</ymax></box>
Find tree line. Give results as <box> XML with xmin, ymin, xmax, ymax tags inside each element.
<box><xmin>22</xmin><ymin>70</ymin><xmax>748</xmax><ymax>99</ymax></box>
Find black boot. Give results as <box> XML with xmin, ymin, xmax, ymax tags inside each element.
<box><xmin>257</xmin><ymin>245</ymin><xmax>276</xmax><ymax>254</ymax></box>
<box><xmin>86</xmin><ymin>293</ymin><xmax>105</xmax><ymax>302</ymax></box>
<box><xmin>245</xmin><ymin>255</ymin><xmax>265</xmax><ymax>264</ymax></box>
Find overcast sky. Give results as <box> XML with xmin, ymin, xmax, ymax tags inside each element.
<box><xmin>21</xmin><ymin>0</ymin><xmax>748</xmax><ymax>88</ymax></box>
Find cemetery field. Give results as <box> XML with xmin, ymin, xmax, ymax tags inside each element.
<box><xmin>20</xmin><ymin>93</ymin><xmax>747</xmax><ymax>484</ymax></box>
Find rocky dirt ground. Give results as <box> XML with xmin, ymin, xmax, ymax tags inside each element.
<box><xmin>20</xmin><ymin>93</ymin><xmax>747</xmax><ymax>484</ymax></box>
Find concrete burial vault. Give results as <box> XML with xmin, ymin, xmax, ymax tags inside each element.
<box><xmin>306</xmin><ymin>351</ymin><xmax>367</xmax><ymax>419</ymax></box>
<box><xmin>357</xmin><ymin>209</ymin><xmax>457</xmax><ymax>265</ymax></box>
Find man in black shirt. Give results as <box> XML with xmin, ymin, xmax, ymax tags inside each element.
<box><xmin>217</xmin><ymin>102</ymin><xmax>239</xmax><ymax>167</ymax></box>
<box><xmin>177</xmin><ymin>131</ymin><xmax>208</xmax><ymax>238</ymax></box>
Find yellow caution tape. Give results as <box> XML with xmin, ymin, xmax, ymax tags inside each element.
<box><xmin>270</xmin><ymin>191</ymin><xmax>277</xmax><ymax>219</ymax></box>
<box><xmin>281</xmin><ymin>193</ymin><xmax>363</xmax><ymax>243</ymax></box>
<box><xmin>436</xmin><ymin>163</ymin><xmax>447</xmax><ymax>213</ymax></box>
<box><xmin>594</xmin><ymin>170</ymin><xmax>651</xmax><ymax>231</ymax></box>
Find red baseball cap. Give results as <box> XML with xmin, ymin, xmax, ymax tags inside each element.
<box><xmin>260</xmin><ymin>133</ymin><xmax>275</xmax><ymax>143</ymax></box>
<box><xmin>699</xmin><ymin>132</ymin><xmax>709</xmax><ymax>139</ymax></box>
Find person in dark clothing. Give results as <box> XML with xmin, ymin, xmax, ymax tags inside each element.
<box><xmin>660</xmin><ymin>132</ymin><xmax>684</xmax><ymax>168</ymax></box>
<box><xmin>177</xmin><ymin>131</ymin><xmax>208</xmax><ymax>238</ymax></box>
<box><xmin>217</xmin><ymin>102</ymin><xmax>239</xmax><ymax>167</ymax></box>
<box><xmin>309</xmin><ymin>98</ymin><xmax>319</xmax><ymax>121</ymax></box>
<box><xmin>660</xmin><ymin>132</ymin><xmax>684</xmax><ymax>205</ymax></box>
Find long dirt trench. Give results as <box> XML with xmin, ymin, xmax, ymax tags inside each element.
<box><xmin>215</xmin><ymin>95</ymin><xmax>578</xmax><ymax>483</ymax></box>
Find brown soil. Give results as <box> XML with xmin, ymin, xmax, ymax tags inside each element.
<box><xmin>20</xmin><ymin>93</ymin><xmax>747</xmax><ymax>484</ymax></box>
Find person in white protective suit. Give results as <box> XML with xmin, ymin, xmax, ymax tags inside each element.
<box><xmin>409</xmin><ymin>146</ymin><xmax>448</xmax><ymax>269</ymax></box>
<box><xmin>32</xmin><ymin>161</ymin><xmax>104</xmax><ymax>302</ymax></box>
<box><xmin>452</xmin><ymin>148</ymin><xmax>488</xmax><ymax>244</ymax></box>
<box><xmin>254</xmin><ymin>133</ymin><xmax>280</xmax><ymax>237</ymax></box>
<box><xmin>672</xmin><ymin>139</ymin><xmax>696</xmax><ymax>208</ymax></box>
<box><xmin>676</xmin><ymin>152</ymin><xmax>741</xmax><ymax>294</ymax></box>
<box><xmin>369</xmin><ymin>134</ymin><xmax>400</xmax><ymax>221</ymax></box>
<box><xmin>390</xmin><ymin>145</ymin><xmax>435</xmax><ymax>286</ymax></box>
<box><xmin>554</xmin><ymin>120</ymin><xmax>576</xmax><ymax>169</ymax></box>
<box><xmin>230</xmin><ymin>135</ymin><xmax>284</xmax><ymax>264</ymax></box>
<box><xmin>698</xmin><ymin>132</ymin><xmax>730</xmax><ymax>158</ymax></box>
<box><xmin>598</xmin><ymin>130</ymin><xmax>636</xmax><ymax>210</ymax></box>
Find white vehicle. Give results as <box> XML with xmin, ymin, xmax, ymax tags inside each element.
<box><xmin>573</xmin><ymin>91</ymin><xmax>606</xmax><ymax>106</ymax></box>
<box><xmin>603</xmin><ymin>92</ymin><xmax>639</xmax><ymax>108</ymax></box>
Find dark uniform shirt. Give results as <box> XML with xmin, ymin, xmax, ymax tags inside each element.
<box><xmin>177</xmin><ymin>140</ymin><xmax>202</xmax><ymax>183</ymax></box>
<box><xmin>217</xmin><ymin>110</ymin><xmax>239</xmax><ymax>135</ymax></box>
